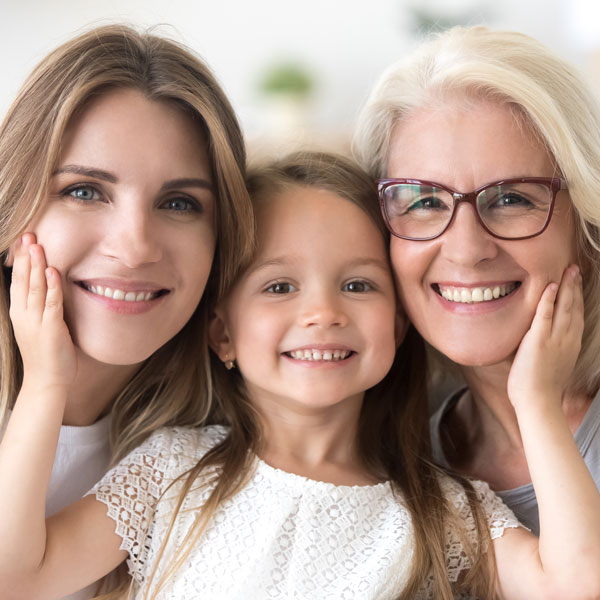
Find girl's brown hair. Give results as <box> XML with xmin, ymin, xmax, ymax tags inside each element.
<box><xmin>141</xmin><ymin>151</ymin><xmax>495</xmax><ymax>599</ymax></box>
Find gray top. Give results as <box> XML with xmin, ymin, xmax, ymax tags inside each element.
<box><xmin>430</xmin><ymin>387</ymin><xmax>600</xmax><ymax>536</ymax></box>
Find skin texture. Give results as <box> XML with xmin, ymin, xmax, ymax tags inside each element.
<box><xmin>386</xmin><ymin>99</ymin><xmax>578</xmax><ymax>369</ymax></box>
<box><xmin>211</xmin><ymin>185</ymin><xmax>400</xmax><ymax>482</ymax></box>
<box><xmin>27</xmin><ymin>88</ymin><xmax>216</xmax><ymax>369</ymax></box>
<box><xmin>3</xmin><ymin>174</ymin><xmax>600</xmax><ymax>599</ymax></box>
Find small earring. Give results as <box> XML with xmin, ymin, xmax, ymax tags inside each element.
<box><xmin>224</xmin><ymin>359</ymin><xmax>235</xmax><ymax>370</ymax></box>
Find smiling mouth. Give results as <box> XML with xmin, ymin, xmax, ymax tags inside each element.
<box><xmin>434</xmin><ymin>282</ymin><xmax>520</xmax><ymax>304</ymax></box>
<box><xmin>284</xmin><ymin>349</ymin><xmax>354</xmax><ymax>362</ymax></box>
<box><xmin>78</xmin><ymin>282</ymin><xmax>169</xmax><ymax>302</ymax></box>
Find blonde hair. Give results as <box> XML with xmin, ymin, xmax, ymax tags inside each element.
<box><xmin>140</xmin><ymin>152</ymin><xmax>495</xmax><ymax>599</ymax></box>
<box><xmin>0</xmin><ymin>24</ymin><xmax>254</xmax><ymax>489</ymax></box>
<box><xmin>354</xmin><ymin>25</ymin><xmax>600</xmax><ymax>395</ymax></box>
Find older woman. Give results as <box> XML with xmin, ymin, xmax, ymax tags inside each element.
<box><xmin>354</xmin><ymin>25</ymin><xmax>600</xmax><ymax>539</ymax></box>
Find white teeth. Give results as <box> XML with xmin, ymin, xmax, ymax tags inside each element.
<box><xmin>439</xmin><ymin>283</ymin><xmax>518</xmax><ymax>304</ymax></box>
<box><xmin>288</xmin><ymin>349</ymin><xmax>351</xmax><ymax>361</ymax></box>
<box><xmin>86</xmin><ymin>284</ymin><xmax>157</xmax><ymax>302</ymax></box>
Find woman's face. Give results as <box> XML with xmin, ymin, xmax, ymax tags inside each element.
<box><xmin>387</xmin><ymin>99</ymin><xmax>577</xmax><ymax>367</ymax></box>
<box><xmin>28</xmin><ymin>87</ymin><xmax>216</xmax><ymax>366</ymax></box>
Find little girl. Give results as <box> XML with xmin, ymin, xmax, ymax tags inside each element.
<box><xmin>1</xmin><ymin>152</ymin><xmax>599</xmax><ymax>599</ymax></box>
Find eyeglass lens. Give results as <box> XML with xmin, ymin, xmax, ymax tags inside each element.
<box><xmin>382</xmin><ymin>181</ymin><xmax>553</xmax><ymax>240</ymax></box>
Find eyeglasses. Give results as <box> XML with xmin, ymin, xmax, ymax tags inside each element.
<box><xmin>377</xmin><ymin>177</ymin><xmax>567</xmax><ymax>241</ymax></box>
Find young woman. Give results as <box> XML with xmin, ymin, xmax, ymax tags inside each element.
<box><xmin>0</xmin><ymin>24</ymin><xmax>253</xmax><ymax>599</ymax></box>
<box><xmin>1</xmin><ymin>152</ymin><xmax>598</xmax><ymax>600</ymax></box>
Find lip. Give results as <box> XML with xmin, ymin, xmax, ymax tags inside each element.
<box><xmin>284</xmin><ymin>343</ymin><xmax>354</xmax><ymax>353</ymax></box>
<box><xmin>282</xmin><ymin>352</ymin><xmax>356</xmax><ymax>367</ymax></box>
<box><xmin>431</xmin><ymin>281</ymin><xmax>522</xmax><ymax>314</ymax></box>
<box><xmin>281</xmin><ymin>344</ymin><xmax>356</xmax><ymax>366</ymax></box>
<box><xmin>74</xmin><ymin>279</ymin><xmax>170</xmax><ymax>315</ymax></box>
<box><xmin>76</xmin><ymin>277</ymin><xmax>171</xmax><ymax>293</ymax></box>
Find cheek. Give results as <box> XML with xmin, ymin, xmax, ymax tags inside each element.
<box><xmin>30</xmin><ymin>213</ymin><xmax>85</xmax><ymax>273</ymax></box>
<box><xmin>389</xmin><ymin>238</ymin><xmax>433</xmax><ymax>316</ymax></box>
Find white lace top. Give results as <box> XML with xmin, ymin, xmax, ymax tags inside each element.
<box><xmin>89</xmin><ymin>426</ymin><xmax>519</xmax><ymax>599</ymax></box>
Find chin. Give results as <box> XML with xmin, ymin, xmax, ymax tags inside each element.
<box><xmin>74</xmin><ymin>336</ymin><xmax>163</xmax><ymax>367</ymax></box>
<box><xmin>432</xmin><ymin>338</ymin><xmax>519</xmax><ymax>369</ymax></box>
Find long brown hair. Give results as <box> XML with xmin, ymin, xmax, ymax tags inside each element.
<box><xmin>0</xmin><ymin>24</ymin><xmax>254</xmax><ymax>466</ymax></box>
<box><xmin>141</xmin><ymin>152</ymin><xmax>496</xmax><ymax>599</ymax></box>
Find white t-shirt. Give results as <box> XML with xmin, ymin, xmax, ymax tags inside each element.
<box><xmin>89</xmin><ymin>425</ymin><xmax>520</xmax><ymax>599</ymax></box>
<box><xmin>2</xmin><ymin>412</ymin><xmax>111</xmax><ymax>600</ymax></box>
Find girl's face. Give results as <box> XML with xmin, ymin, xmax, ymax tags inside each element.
<box><xmin>28</xmin><ymin>88</ymin><xmax>216</xmax><ymax>366</ymax></box>
<box><xmin>211</xmin><ymin>185</ymin><xmax>400</xmax><ymax>415</ymax></box>
<box><xmin>386</xmin><ymin>99</ymin><xmax>577</xmax><ymax>367</ymax></box>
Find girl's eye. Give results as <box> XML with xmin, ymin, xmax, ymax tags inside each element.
<box><xmin>162</xmin><ymin>197</ymin><xmax>200</xmax><ymax>212</ymax></box>
<box><xmin>64</xmin><ymin>185</ymin><xmax>100</xmax><ymax>203</ymax></box>
<box><xmin>343</xmin><ymin>280</ymin><xmax>373</xmax><ymax>293</ymax></box>
<box><xmin>265</xmin><ymin>282</ymin><xmax>297</xmax><ymax>294</ymax></box>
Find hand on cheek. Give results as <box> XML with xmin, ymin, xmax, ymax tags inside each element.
<box><xmin>507</xmin><ymin>264</ymin><xmax>583</xmax><ymax>409</ymax></box>
<box><xmin>9</xmin><ymin>233</ymin><xmax>77</xmax><ymax>393</ymax></box>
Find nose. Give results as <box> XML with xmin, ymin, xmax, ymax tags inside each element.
<box><xmin>299</xmin><ymin>288</ymin><xmax>349</xmax><ymax>329</ymax></box>
<box><xmin>440</xmin><ymin>202</ymin><xmax>499</xmax><ymax>266</ymax></box>
<box><xmin>102</xmin><ymin>199</ymin><xmax>163</xmax><ymax>267</ymax></box>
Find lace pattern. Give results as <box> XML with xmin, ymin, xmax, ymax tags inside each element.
<box><xmin>88</xmin><ymin>426</ymin><xmax>519</xmax><ymax>599</ymax></box>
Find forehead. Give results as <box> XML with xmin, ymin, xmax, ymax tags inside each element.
<box><xmin>386</xmin><ymin>99</ymin><xmax>558</xmax><ymax>188</ymax></box>
<box><xmin>59</xmin><ymin>88</ymin><xmax>209</xmax><ymax>172</ymax></box>
<box><xmin>253</xmin><ymin>185</ymin><xmax>387</xmax><ymax>256</ymax></box>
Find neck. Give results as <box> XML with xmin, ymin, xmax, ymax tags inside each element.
<box><xmin>460</xmin><ymin>359</ymin><xmax>524</xmax><ymax>449</ymax></box>
<box><xmin>443</xmin><ymin>360</ymin><xmax>595</xmax><ymax>489</ymax></box>
<box><xmin>461</xmin><ymin>360</ymin><xmax>593</xmax><ymax>441</ymax></box>
<box><xmin>252</xmin><ymin>393</ymin><xmax>376</xmax><ymax>486</ymax></box>
<box><xmin>62</xmin><ymin>350</ymin><xmax>141</xmax><ymax>426</ymax></box>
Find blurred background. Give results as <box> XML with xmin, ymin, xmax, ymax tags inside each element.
<box><xmin>2</xmin><ymin>0</ymin><xmax>600</xmax><ymax>160</ymax></box>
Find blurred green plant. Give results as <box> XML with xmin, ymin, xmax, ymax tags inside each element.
<box><xmin>259</xmin><ymin>62</ymin><xmax>314</xmax><ymax>98</ymax></box>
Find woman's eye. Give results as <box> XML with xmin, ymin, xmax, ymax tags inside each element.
<box><xmin>407</xmin><ymin>196</ymin><xmax>445</xmax><ymax>212</ymax></box>
<box><xmin>495</xmin><ymin>193</ymin><xmax>530</xmax><ymax>207</ymax></box>
<box><xmin>162</xmin><ymin>197</ymin><xmax>200</xmax><ymax>212</ymax></box>
<box><xmin>343</xmin><ymin>280</ymin><xmax>372</xmax><ymax>293</ymax></box>
<box><xmin>265</xmin><ymin>282</ymin><xmax>296</xmax><ymax>294</ymax></box>
<box><xmin>64</xmin><ymin>185</ymin><xmax>100</xmax><ymax>203</ymax></box>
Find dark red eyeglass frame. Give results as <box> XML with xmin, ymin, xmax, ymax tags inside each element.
<box><xmin>376</xmin><ymin>177</ymin><xmax>568</xmax><ymax>241</ymax></box>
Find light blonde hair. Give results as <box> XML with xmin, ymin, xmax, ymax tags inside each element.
<box><xmin>139</xmin><ymin>152</ymin><xmax>495</xmax><ymax>599</ymax></box>
<box><xmin>354</xmin><ymin>25</ymin><xmax>600</xmax><ymax>395</ymax></box>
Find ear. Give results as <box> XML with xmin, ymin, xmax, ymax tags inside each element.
<box><xmin>208</xmin><ymin>306</ymin><xmax>235</xmax><ymax>362</ymax></box>
<box><xmin>394</xmin><ymin>305</ymin><xmax>410</xmax><ymax>349</ymax></box>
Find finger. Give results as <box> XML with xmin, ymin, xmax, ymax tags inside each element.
<box><xmin>26</xmin><ymin>244</ymin><xmax>48</xmax><ymax>317</ymax></box>
<box><xmin>9</xmin><ymin>236</ymin><xmax>31</xmax><ymax>310</ymax></box>
<box><xmin>572</xmin><ymin>270</ymin><xmax>585</xmax><ymax>340</ymax></box>
<box><xmin>42</xmin><ymin>267</ymin><xmax>64</xmax><ymax>323</ymax></box>
<box><xmin>530</xmin><ymin>282</ymin><xmax>559</xmax><ymax>339</ymax></box>
<box><xmin>551</xmin><ymin>265</ymin><xmax>578</xmax><ymax>337</ymax></box>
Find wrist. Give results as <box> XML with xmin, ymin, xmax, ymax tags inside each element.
<box><xmin>19</xmin><ymin>377</ymin><xmax>70</xmax><ymax>404</ymax></box>
<box><xmin>512</xmin><ymin>391</ymin><xmax>564</xmax><ymax>422</ymax></box>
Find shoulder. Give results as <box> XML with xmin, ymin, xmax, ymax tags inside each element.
<box><xmin>142</xmin><ymin>424</ymin><xmax>229</xmax><ymax>458</ymax></box>
<box><xmin>439</xmin><ymin>474</ymin><xmax>520</xmax><ymax>539</ymax></box>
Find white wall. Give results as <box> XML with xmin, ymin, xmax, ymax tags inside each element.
<box><xmin>1</xmin><ymin>0</ymin><xmax>599</xmax><ymax>150</ymax></box>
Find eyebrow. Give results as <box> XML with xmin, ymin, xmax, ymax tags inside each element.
<box><xmin>53</xmin><ymin>166</ymin><xmax>214</xmax><ymax>193</ymax></box>
<box><xmin>53</xmin><ymin>165</ymin><xmax>117</xmax><ymax>183</ymax></box>
<box><xmin>160</xmin><ymin>178</ymin><xmax>214</xmax><ymax>193</ymax></box>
